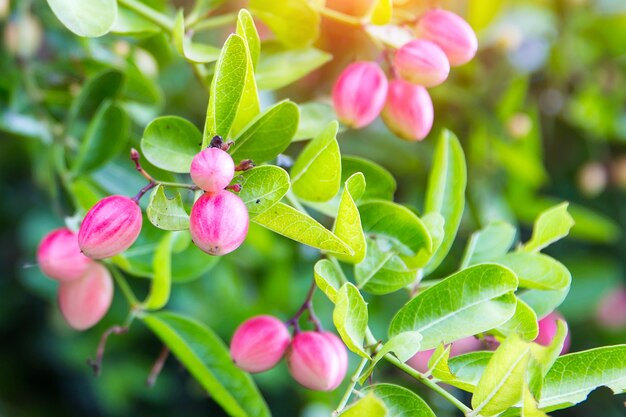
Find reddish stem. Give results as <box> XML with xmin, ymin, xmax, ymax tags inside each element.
<box><xmin>146</xmin><ymin>346</ymin><xmax>170</xmax><ymax>387</ymax></box>
<box><xmin>87</xmin><ymin>325</ymin><xmax>128</xmax><ymax>376</ymax></box>
<box><xmin>285</xmin><ymin>280</ymin><xmax>323</xmax><ymax>333</ymax></box>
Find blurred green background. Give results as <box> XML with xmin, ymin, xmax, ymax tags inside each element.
<box><xmin>1</xmin><ymin>0</ymin><xmax>625</xmax><ymax>416</ymax></box>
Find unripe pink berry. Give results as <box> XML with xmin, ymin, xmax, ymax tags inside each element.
<box><xmin>287</xmin><ymin>331</ymin><xmax>348</xmax><ymax>391</ymax></box>
<box><xmin>382</xmin><ymin>79</ymin><xmax>434</xmax><ymax>141</ymax></box>
<box><xmin>37</xmin><ymin>228</ymin><xmax>94</xmax><ymax>282</ymax></box>
<box><xmin>596</xmin><ymin>286</ymin><xmax>626</xmax><ymax>330</ymax></box>
<box><xmin>394</xmin><ymin>39</ymin><xmax>450</xmax><ymax>87</ymax></box>
<box><xmin>189</xmin><ymin>190</ymin><xmax>249</xmax><ymax>256</ymax></box>
<box><xmin>407</xmin><ymin>336</ymin><xmax>482</xmax><ymax>373</ymax></box>
<box><xmin>230</xmin><ymin>315</ymin><xmax>291</xmax><ymax>373</ymax></box>
<box><xmin>78</xmin><ymin>195</ymin><xmax>143</xmax><ymax>259</ymax></box>
<box><xmin>416</xmin><ymin>9</ymin><xmax>478</xmax><ymax>66</ymax></box>
<box><xmin>535</xmin><ymin>312</ymin><xmax>570</xmax><ymax>354</ymax></box>
<box><xmin>190</xmin><ymin>147</ymin><xmax>236</xmax><ymax>192</ymax></box>
<box><xmin>58</xmin><ymin>263</ymin><xmax>113</xmax><ymax>330</ymax></box>
<box><xmin>332</xmin><ymin>61</ymin><xmax>388</xmax><ymax>128</ymax></box>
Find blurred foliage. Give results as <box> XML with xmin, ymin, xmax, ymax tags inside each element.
<box><xmin>0</xmin><ymin>0</ymin><xmax>625</xmax><ymax>416</ymax></box>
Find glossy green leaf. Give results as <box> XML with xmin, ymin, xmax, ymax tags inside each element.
<box><xmin>389</xmin><ymin>264</ymin><xmax>518</xmax><ymax>349</ymax></box>
<box><xmin>291</xmin><ymin>121</ymin><xmax>341</xmax><ymax>202</ymax></box>
<box><xmin>294</xmin><ymin>102</ymin><xmax>337</xmax><ymax>141</ymax></box>
<box><xmin>405</xmin><ymin>212</ymin><xmax>445</xmax><ymax>269</ymax></box>
<box><xmin>235</xmin><ymin>165</ymin><xmax>290</xmax><ymax>218</ymax></box>
<box><xmin>253</xmin><ymin>202</ymin><xmax>353</xmax><ymax>255</ymax></box>
<box><xmin>71</xmin><ymin>101</ymin><xmax>128</xmax><ymax>175</ymax></box>
<box><xmin>435</xmin><ymin>351</ymin><xmax>493</xmax><ymax>392</ymax></box>
<box><xmin>342</xmin><ymin>156</ymin><xmax>396</xmax><ymax>201</ymax></box>
<box><xmin>332</xmin><ymin>173</ymin><xmax>367</xmax><ymax>264</ymax></box>
<box><xmin>313</xmin><ymin>259</ymin><xmax>343</xmax><ymax>303</ymax></box>
<box><xmin>424</xmin><ymin>130</ymin><xmax>467</xmax><ymax>274</ymax></box>
<box><xmin>523</xmin><ymin>385</ymin><xmax>548</xmax><ymax>417</ymax></box>
<box><xmin>47</xmin><ymin>0</ymin><xmax>117</xmax><ymax>37</ymax></box>
<box><xmin>204</xmin><ymin>34</ymin><xmax>248</xmax><ymax>143</ymax></box>
<box><xmin>528</xmin><ymin>320</ymin><xmax>569</xmax><ymax>396</ymax></box>
<box><xmin>146</xmin><ymin>185</ymin><xmax>190</xmax><ymax>231</ymax></box>
<box><xmin>340</xmin><ymin>393</ymin><xmax>387</xmax><ymax>417</ymax></box>
<box><xmin>189</xmin><ymin>0</ymin><xmax>226</xmax><ymax>21</ymax></box>
<box><xmin>142</xmin><ymin>233</ymin><xmax>173</xmax><ymax>310</ymax></box>
<box><xmin>472</xmin><ymin>334</ymin><xmax>531</xmax><ymax>416</ymax></box>
<box><xmin>249</xmin><ymin>0</ymin><xmax>320</xmax><ymax>48</ymax></box>
<box><xmin>361</xmin><ymin>331</ymin><xmax>422</xmax><ymax>384</ymax></box>
<box><xmin>256</xmin><ymin>44</ymin><xmax>331</xmax><ymax>90</ymax></box>
<box><xmin>355</xmin><ymin>236</ymin><xmax>417</xmax><ymax>295</ymax></box>
<box><xmin>173</xmin><ymin>11</ymin><xmax>221</xmax><ymax>63</ymax></box>
<box><xmin>361</xmin><ymin>384</ymin><xmax>436</xmax><ymax>417</ymax></box>
<box><xmin>229</xmin><ymin>100</ymin><xmax>299</xmax><ymax>163</ymax></box>
<box><xmin>141</xmin><ymin>116</ymin><xmax>201</xmax><ymax>173</ymax></box>
<box><xmin>461</xmin><ymin>221</ymin><xmax>517</xmax><ymax>268</ymax></box>
<box><xmin>333</xmin><ymin>283</ymin><xmax>369</xmax><ymax>358</ymax></box>
<box><xmin>539</xmin><ymin>345</ymin><xmax>626</xmax><ymax>411</ymax></box>
<box><xmin>142</xmin><ymin>312</ymin><xmax>270</xmax><ymax>417</ymax></box>
<box><xmin>236</xmin><ymin>9</ymin><xmax>260</xmax><ymax>68</ymax></box>
<box><xmin>496</xmin><ymin>298</ymin><xmax>539</xmax><ymax>341</ymax></box>
<box><xmin>522</xmin><ymin>202</ymin><xmax>574</xmax><ymax>253</ymax></box>
<box><xmin>112</xmin><ymin>7</ymin><xmax>159</xmax><ymax>35</ymax></box>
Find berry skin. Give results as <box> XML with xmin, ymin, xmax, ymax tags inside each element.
<box><xmin>78</xmin><ymin>195</ymin><xmax>143</xmax><ymax>260</ymax></box>
<box><xmin>230</xmin><ymin>315</ymin><xmax>291</xmax><ymax>373</ymax></box>
<box><xmin>382</xmin><ymin>79</ymin><xmax>434</xmax><ymax>141</ymax></box>
<box><xmin>57</xmin><ymin>263</ymin><xmax>113</xmax><ymax>330</ymax></box>
<box><xmin>37</xmin><ymin>228</ymin><xmax>94</xmax><ymax>282</ymax></box>
<box><xmin>394</xmin><ymin>39</ymin><xmax>450</xmax><ymax>87</ymax></box>
<box><xmin>189</xmin><ymin>190</ymin><xmax>249</xmax><ymax>256</ymax></box>
<box><xmin>332</xmin><ymin>61</ymin><xmax>388</xmax><ymax>129</ymax></box>
<box><xmin>415</xmin><ymin>9</ymin><xmax>478</xmax><ymax>67</ymax></box>
<box><xmin>286</xmin><ymin>331</ymin><xmax>348</xmax><ymax>391</ymax></box>
<box><xmin>535</xmin><ymin>312</ymin><xmax>570</xmax><ymax>354</ymax></box>
<box><xmin>190</xmin><ymin>147</ymin><xmax>236</xmax><ymax>192</ymax></box>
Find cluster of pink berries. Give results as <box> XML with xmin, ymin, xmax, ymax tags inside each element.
<box><xmin>332</xmin><ymin>9</ymin><xmax>478</xmax><ymax>141</ymax></box>
<box><xmin>230</xmin><ymin>316</ymin><xmax>348</xmax><ymax>391</ymax></box>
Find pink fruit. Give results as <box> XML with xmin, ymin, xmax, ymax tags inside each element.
<box><xmin>189</xmin><ymin>190</ymin><xmax>249</xmax><ymax>256</ymax></box>
<box><xmin>416</xmin><ymin>9</ymin><xmax>478</xmax><ymax>66</ymax></box>
<box><xmin>382</xmin><ymin>79</ymin><xmax>434</xmax><ymax>141</ymax></box>
<box><xmin>190</xmin><ymin>147</ymin><xmax>236</xmax><ymax>192</ymax></box>
<box><xmin>230</xmin><ymin>315</ymin><xmax>291</xmax><ymax>373</ymax></box>
<box><xmin>535</xmin><ymin>312</ymin><xmax>570</xmax><ymax>354</ymax></box>
<box><xmin>58</xmin><ymin>263</ymin><xmax>114</xmax><ymax>330</ymax></box>
<box><xmin>287</xmin><ymin>331</ymin><xmax>348</xmax><ymax>391</ymax></box>
<box><xmin>407</xmin><ymin>336</ymin><xmax>482</xmax><ymax>373</ymax></box>
<box><xmin>37</xmin><ymin>228</ymin><xmax>94</xmax><ymax>282</ymax></box>
<box><xmin>394</xmin><ymin>39</ymin><xmax>450</xmax><ymax>87</ymax></box>
<box><xmin>332</xmin><ymin>61</ymin><xmax>388</xmax><ymax>128</ymax></box>
<box><xmin>596</xmin><ymin>286</ymin><xmax>626</xmax><ymax>330</ymax></box>
<box><xmin>78</xmin><ymin>195</ymin><xmax>143</xmax><ymax>259</ymax></box>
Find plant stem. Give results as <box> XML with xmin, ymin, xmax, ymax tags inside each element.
<box><xmin>333</xmin><ymin>356</ymin><xmax>369</xmax><ymax>415</ymax></box>
<box><xmin>285</xmin><ymin>279</ymin><xmax>322</xmax><ymax>332</ymax></box>
<box><xmin>118</xmin><ymin>0</ymin><xmax>174</xmax><ymax>32</ymax></box>
<box><xmin>191</xmin><ymin>12</ymin><xmax>238</xmax><ymax>31</ymax></box>
<box><xmin>146</xmin><ymin>346</ymin><xmax>170</xmax><ymax>387</ymax></box>
<box><xmin>384</xmin><ymin>354</ymin><xmax>473</xmax><ymax>415</ymax></box>
<box><xmin>110</xmin><ymin>265</ymin><xmax>140</xmax><ymax>307</ymax></box>
<box><xmin>87</xmin><ymin>325</ymin><xmax>129</xmax><ymax>376</ymax></box>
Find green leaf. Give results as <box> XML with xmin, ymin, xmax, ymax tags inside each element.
<box><xmin>389</xmin><ymin>264</ymin><xmax>518</xmax><ymax>349</ymax></box>
<box><xmin>369</xmin><ymin>0</ymin><xmax>393</xmax><ymax>25</ymax></box>
<box><xmin>146</xmin><ymin>185</ymin><xmax>190</xmax><ymax>231</ymax></box>
<box><xmin>142</xmin><ymin>312</ymin><xmax>270</xmax><ymax>417</ymax></box>
<box><xmin>256</xmin><ymin>44</ymin><xmax>331</xmax><ymax>90</ymax></box>
<box><xmin>355</xmin><ymin>237</ymin><xmax>417</xmax><ymax>295</ymax></box>
<box><xmin>361</xmin><ymin>384</ymin><xmax>436</xmax><ymax>417</ymax></box>
<box><xmin>332</xmin><ymin>173</ymin><xmax>367</xmax><ymax>264</ymax></box>
<box><xmin>112</xmin><ymin>7</ymin><xmax>159</xmax><ymax>35</ymax></box>
<box><xmin>522</xmin><ymin>202</ymin><xmax>574</xmax><ymax>253</ymax></box>
<box><xmin>333</xmin><ymin>283</ymin><xmax>369</xmax><ymax>358</ymax></box>
<box><xmin>253</xmin><ymin>202</ymin><xmax>353</xmax><ymax>255</ymax></box>
<box><xmin>313</xmin><ymin>259</ymin><xmax>343</xmax><ymax>303</ymax></box>
<box><xmin>461</xmin><ymin>221</ymin><xmax>517</xmax><ymax>268</ymax></box>
<box><xmin>495</xmin><ymin>298</ymin><xmax>539</xmax><ymax>341</ymax></box>
<box><xmin>294</xmin><ymin>102</ymin><xmax>337</xmax><ymax>141</ymax></box>
<box><xmin>142</xmin><ymin>233</ymin><xmax>173</xmax><ymax>310</ymax></box>
<box><xmin>424</xmin><ymin>130</ymin><xmax>467</xmax><ymax>274</ymax></box>
<box><xmin>360</xmin><ymin>331</ymin><xmax>422</xmax><ymax>384</ymax></box>
<box><xmin>71</xmin><ymin>101</ymin><xmax>128</xmax><ymax>175</ymax></box>
<box><xmin>405</xmin><ymin>212</ymin><xmax>445</xmax><ymax>269</ymax></box>
<box><xmin>359</xmin><ymin>200</ymin><xmax>432</xmax><ymax>257</ymax></box>
<box><xmin>340</xmin><ymin>393</ymin><xmax>387</xmax><ymax>417</ymax></box>
<box><xmin>249</xmin><ymin>0</ymin><xmax>320</xmax><ymax>48</ymax></box>
<box><xmin>528</xmin><ymin>320</ymin><xmax>569</xmax><ymax>396</ymax></box>
<box><xmin>47</xmin><ymin>0</ymin><xmax>117</xmax><ymax>37</ymax></box>
<box><xmin>235</xmin><ymin>165</ymin><xmax>290</xmax><ymax>218</ymax></box>
<box><xmin>539</xmin><ymin>345</ymin><xmax>626</xmax><ymax>411</ymax></box>
<box><xmin>231</xmin><ymin>9</ymin><xmax>261</xmax><ymax>136</ymax></box>
<box><xmin>173</xmin><ymin>11</ymin><xmax>221</xmax><ymax>63</ymax></box>
<box><xmin>343</xmin><ymin>156</ymin><xmax>396</xmax><ymax>201</ymax></box>
<box><xmin>204</xmin><ymin>34</ymin><xmax>248</xmax><ymax>143</ymax></box>
<box><xmin>435</xmin><ymin>351</ymin><xmax>493</xmax><ymax>392</ymax></box>
<box><xmin>523</xmin><ymin>385</ymin><xmax>548</xmax><ymax>417</ymax></box>
<box><xmin>291</xmin><ymin>121</ymin><xmax>341</xmax><ymax>202</ymax></box>
<box><xmin>189</xmin><ymin>0</ymin><xmax>226</xmax><ymax>20</ymax></box>
<box><xmin>141</xmin><ymin>116</ymin><xmax>201</xmax><ymax>173</ymax></box>
<box><xmin>471</xmin><ymin>334</ymin><xmax>531</xmax><ymax>417</ymax></box>
<box><xmin>229</xmin><ymin>100</ymin><xmax>299</xmax><ymax>163</ymax></box>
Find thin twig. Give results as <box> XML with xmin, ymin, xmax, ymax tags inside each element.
<box><xmin>87</xmin><ymin>326</ymin><xmax>129</xmax><ymax>376</ymax></box>
<box><xmin>146</xmin><ymin>346</ymin><xmax>170</xmax><ymax>387</ymax></box>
